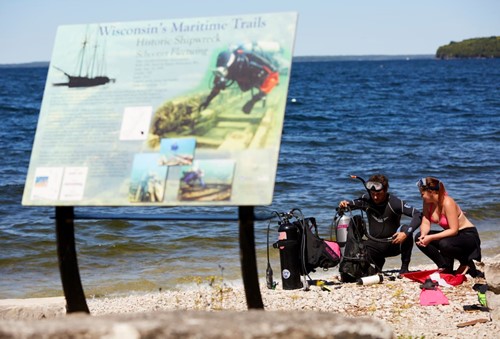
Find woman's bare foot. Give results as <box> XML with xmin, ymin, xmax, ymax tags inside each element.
<box><xmin>455</xmin><ymin>264</ymin><xmax>469</xmax><ymax>275</ymax></box>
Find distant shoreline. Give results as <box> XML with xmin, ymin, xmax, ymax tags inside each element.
<box><xmin>293</xmin><ymin>54</ymin><xmax>435</xmax><ymax>62</ymax></box>
<box><xmin>0</xmin><ymin>55</ymin><xmax>437</xmax><ymax>68</ymax></box>
<box><xmin>0</xmin><ymin>61</ymin><xmax>50</xmax><ymax>68</ymax></box>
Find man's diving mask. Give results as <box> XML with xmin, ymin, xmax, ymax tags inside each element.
<box><xmin>365</xmin><ymin>181</ymin><xmax>384</xmax><ymax>192</ymax></box>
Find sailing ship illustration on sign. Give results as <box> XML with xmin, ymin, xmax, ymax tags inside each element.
<box><xmin>53</xmin><ymin>26</ymin><xmax>115</xmax><ymax>88</ymax></box>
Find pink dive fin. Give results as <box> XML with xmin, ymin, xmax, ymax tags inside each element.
<box><xmin>419</xmin><ymin>288</ymin><xmax>449</xmax><ymax>306</ymax></box>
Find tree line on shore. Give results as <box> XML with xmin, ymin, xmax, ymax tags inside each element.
<box><xmin>436</xmin><ymin>36</ymin><xmax>500</xmax><ymax>59</ymax></box>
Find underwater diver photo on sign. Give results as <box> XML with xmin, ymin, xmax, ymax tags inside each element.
<box><xmin>199</xmin><ymin>42</ymin><xmax>281</xmax><ymax>114</ymax></box>
<box><xmin>22</xmin><ymin>12</ymin><xmax>297</xmax><ymax>207</ymax></box>
<box><xmin>147</xmin><ymin>39</ymin><xmax>290</xmax><ymax>151</ymax></box>
<box><xmin>178</xmin><ymin>159</ymin><xmax>235</xmax><ymax>202</ymax></box>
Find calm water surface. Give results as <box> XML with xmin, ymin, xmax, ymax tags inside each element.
<box><xmin>0</xmin><ymin>58</ymin><xmax>499</xmax><ymax>298</ymax></box>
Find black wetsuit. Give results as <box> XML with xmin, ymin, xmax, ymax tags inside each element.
<box><xmin>346</xmin><ymin>193</ymin><xmax>422</xmax><ymax>271</ymax></box>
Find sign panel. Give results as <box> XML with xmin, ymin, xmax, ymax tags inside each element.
<box><xmin>22</xmin><ymin>12</ymin><xmax>297</xmax><ymax>206</ymax></box>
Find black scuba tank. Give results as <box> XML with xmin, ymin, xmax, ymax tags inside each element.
<box><xmin>276</xmin><ymin>220</ymin><xmax>303</xmax><ymax>290</ymax></box>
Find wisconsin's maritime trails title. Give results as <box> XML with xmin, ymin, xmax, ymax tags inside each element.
<box><xmin>99</xmin><ymin>16</ymin><xmax>267</xmax><ymax>37</ymax></box>
<box><xmin>97</xmin><ymin>16</ymin><xmax>268</xmax><ymax>57</ymax></box>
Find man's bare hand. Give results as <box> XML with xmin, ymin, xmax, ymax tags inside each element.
<box><xmin>392</xmin><ymin>232</ymin><xmax>407</xmax><ymax>244</ymax></box>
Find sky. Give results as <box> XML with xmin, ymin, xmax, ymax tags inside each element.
<box><xmin>0</xmin><ymin>0</ymin><xmax>498</xmax><ymax>64</ymax></box>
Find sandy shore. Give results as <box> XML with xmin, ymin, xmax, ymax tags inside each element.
<box><xmin>1</xmin><ymin>263</ymin><xmax>498</xmax><ymax>338</ymax></box>
<box><xmin>80</xmin><ymin>264</ymin><xmax>496</xmax><ymax>338</ymax></box>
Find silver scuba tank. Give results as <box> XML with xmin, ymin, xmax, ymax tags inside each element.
<box><xmin>336</xmin><ymin>214</ymin><xmax>350</xmax><ymax>255</ymax></box>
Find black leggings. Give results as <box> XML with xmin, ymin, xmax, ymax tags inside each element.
<box><xmin>364</xmin><ymin>236</ymin><xmax>413</xmax><ymax>271</ymax></box>
<box><xmin>414</xmin><ymin>227</ymin><xmax>481</xmax><ymax>270</ymax></box>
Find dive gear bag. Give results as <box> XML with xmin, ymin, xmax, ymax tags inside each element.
<box><xmin>338</xmin><ymin>215</ymin><xmax>377</xmax><ymax>282</ymax></box>
<box><xmin>301</xmin><ymin>217</ymin><xmax>341</xmax><ymax>274</ymax></box>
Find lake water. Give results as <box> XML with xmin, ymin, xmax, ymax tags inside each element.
<box><xmin>0</xmin><ymin>58</ymin><xmax>498</xmax><ymax>298</ymax></box>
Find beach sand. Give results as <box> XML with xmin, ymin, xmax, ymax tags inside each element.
<box><xmin>1</xmin><ymin>264</ymin><xmax>498</xmax><ymax>338</ymax></box>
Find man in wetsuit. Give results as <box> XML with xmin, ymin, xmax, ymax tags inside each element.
<box><xmin>339</xmin><ymin>174</ymin><xmax>422</xmax><ymax>275</ymax></box>
<box><xmin>199</xmin><ymin>46</ymin><xmax>279</xmax><ymax>114</ymax></box>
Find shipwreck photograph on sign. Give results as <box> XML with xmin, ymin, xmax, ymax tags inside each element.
<box><xmin>22</xmin><ymin>12</ymin><xmax>297</xmax><ymax>206</ymax></box>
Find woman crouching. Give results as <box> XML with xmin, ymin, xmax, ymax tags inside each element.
<box><xmin>414</xmin><ymin>177</ymin><xmax>482</xmax><ymax>277</ymax></box>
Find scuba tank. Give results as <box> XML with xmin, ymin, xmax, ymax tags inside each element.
<box><xmin>335</xmin><ymin>213</ymin><xmax>350</xmax><ymax>256</ymax></box>
<box><xmin>276</xmin><ymin>218</ymin><xmax>303</xmax><ymax>290</ymax></box>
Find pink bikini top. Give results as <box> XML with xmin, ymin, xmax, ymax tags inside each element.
<box><xmin>430</xmin><ymin>212</ymin><xmax>449</xmax><ymax>229</ymax></box>
<box><xmin>428</xmin><ymin>203</ymin><xmax>462</xmax><ymax>229</ymax></box>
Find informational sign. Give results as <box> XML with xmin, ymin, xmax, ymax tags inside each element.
<box><xmin>22</xmin><ymin>12</ymin><xmax>298</xmax><ymax>206</ymax></box>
